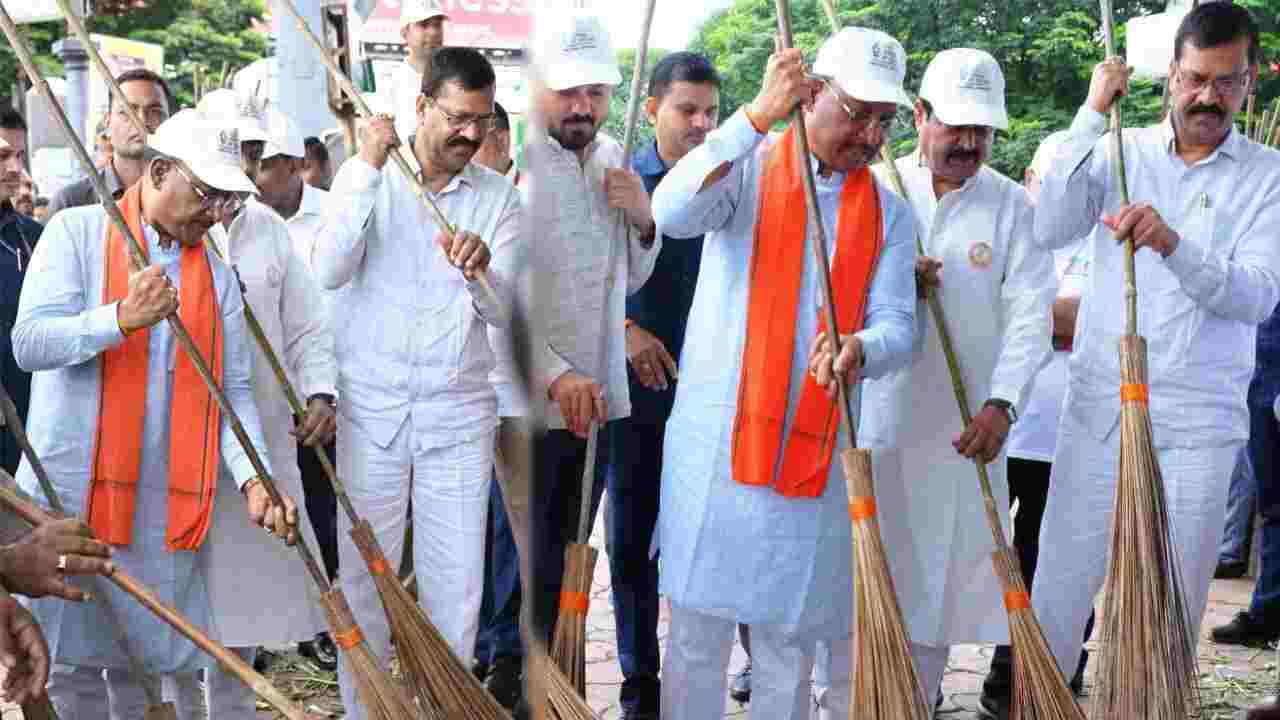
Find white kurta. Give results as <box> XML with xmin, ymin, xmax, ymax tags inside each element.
<box><xmin>651</xmin><ymin>109</ymin><xmax>917</xmax><ymax>642</ymax></box>
<box><xmin>865</xmin><ymin>154</ymin><xmax>1055</xmax><ymax>648</ymax></box>
<box><xmin>392</xmin><ymin>61</ymin><xmax>423</xmax><ymax>145</ymax></box>
<box><xmin>11</xmin><ymin>205</ymin><xmax>269</xmax><ymax>673</ymax></box>
<box><xmin>200</xmin><ymin>198</ymin><xmax>335</xmax><ymax>648</ymax></box>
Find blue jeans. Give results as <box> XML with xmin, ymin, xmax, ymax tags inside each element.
<box><xmin>1220</xmin><ymin>447</ymin><xmax>1255</xmax><ymax>565</ymax></box>
<box><xmin>602</xmin><ymin>415</ymin><xmax>664</xmax><ymax>713</ymax></box>
<box><xmin>475</xmin><ymin>474</ymin><xmax>523</xmax><ymax>664</ymax></box>
<box><xmin>1248</xmin><ymin>359</ymin><xmax>1280</xmax><ymax>624</ymax></box>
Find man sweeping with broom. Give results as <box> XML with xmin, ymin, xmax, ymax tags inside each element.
<box><xmin>9</xmin><ymin>107</ymin><xmax>301</xmax><ymax>719</ymax></box>
<box><xmin>1031</xmin><ymin>0</ymin><xmax>1280</xmax><ymax>689</ymax></box>
<box><xmin>315</xmin><ymin>45</ymin><xmax>518</xmax><ymax>720</ymax></box>
<box><xmin>650</xmin><ymin>26</ymin><xmax>916</xmax><ymax>719</ymax></box>
<box><xmin>857</xmin><ymin>46</ymin><xmax>1055</xmax><ymax>711</ymax></box>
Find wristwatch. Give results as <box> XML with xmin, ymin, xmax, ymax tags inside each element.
<box><xmin>308</xmin><ymin>393</ymin><xmax>337</xmax><ymax>409</ymax></box>
<box><xmin>984</xmin><ymin>398</ymin><xmax>1017</xmax><ymax>425</ymax></box>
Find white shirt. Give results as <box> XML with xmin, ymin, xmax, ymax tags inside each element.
<box><xmin>524</xmin><ymin>129</ymin><xmax>662</xmax><ymax>429</ymax></box>
<box><xmin>12</xmin><ymin>205</ymin><xmax>268</xmax><ymax>671</ymax></box>
<box><xmin>650</xmin><ymin>108</ymin><xmax>916</xmax><ymax>637</ymax></box>
<box><xmin>486</xmin><ymin>163</ymin><xmax>527</xmax><ymax>418</ymax></box>
<box><xmin>393</xmin><ymin>60</ymin><xmax>423</xmax><ymax>144</ymax></box>
<box><xmin>283</xmin><ymin>182</ymin><xmax>338</xmax><ymax>320</ymax></box>
<box><xmin>1007</xmin><ymin>240</ymin><xmax>1091</xmax><ymax>463</ymax></box>
<box><xmin>316</xmin><ymin>155</ymin><xmax>518</xmax><ymax>450</ymax></box>
<box><xmin>1035</xmin><ymin>107</ymin><xmax>1280</xmax><ymax>447</ymax></box>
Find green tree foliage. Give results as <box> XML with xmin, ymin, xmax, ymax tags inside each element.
<box><xmin>603</xmin><ymin>47</ymin><xmax>667</xmax><ymax>150</ymax></box>
<box><xmin>0</xmin><ymin>0</ymin><xmax>268</xmax><ymax>109</ymax></box>
<box><xmin>684</xmin><ymin>0</ymin><xmax>1279</xmax><ymax>179</ymax></box>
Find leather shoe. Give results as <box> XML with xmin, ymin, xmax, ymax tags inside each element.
<box><xmin>622</xmin><ymin>711</ymin><xmax>659</xmax><ymax>720</ymax></box>
<box><xmin>298</xmin><ymin>632</ymin><xmax>338</xmax><ymax>672</ymax></box>
<box><xmin>977</xmin><ymin>690</ymin><xmax>1008</xmax><ymax>720</ymax></box>
<box><xmin>484</xmin><ymin>655</ymin><xmax>523</xmax><ymax>709</ymax></box>
<box><xmin>729</xmin><ymin>660</ymin><xmax>751</xmax><ymax>703</ymax></box>
<box><xmin>1212</xmin><ymin>611</ymin><xmax>1280</xmax><ymax>647</ymax></box>
<box><xmin>1215</xmin><ymin>560</ymin><xmax>1249</xmax><ymax>579</ymax></box>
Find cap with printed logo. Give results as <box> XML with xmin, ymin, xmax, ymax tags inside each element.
<box><xmin>148</xmin><ymin>109</ymin><xmax>259</xmax><ymax>195</ymax></box>
<box><xmin>262</xmin><ymin>107</ymin><xmax>306</xmax><ymax>160</ymax></box>
<box><xmin>814</xmin><ymin>27</ymin><xmax>911</xmax><ymax>107</ymax></box>
<box><xmin>919</xmin><ymin>48</ymin><xmax>1009</xmax><ymax>130</ymax></box>
<box><xmin>532</xmin><ymin>13</ymin><xmax>622</xmax><ymax>91</ymax></box>
<box><xmin>400</xmin><ymin>0</ymin><xmax>447</xmax><ymax>30</ymax></box>
<box><xmin>196</xmin><ymin>88</ymin><xmax>272</xmax><ymax>143</ymax></box>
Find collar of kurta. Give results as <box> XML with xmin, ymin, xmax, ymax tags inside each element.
<box><xmin>904</xmin><ymin>148</ymin><xmax>983</xmax><ymax>197</ymax></box>
<box><xmin>1160</xmin><ymin>116</ymin><xmax>1245</xmax><ymax>163</ymax></box>
<box><xmin>528</xmin><ymin>122</ymin><xmax>603</xmax><ymax>165</ymax></box>
<box><xmin>404</xmin><ymin>137</ymin><xmax>475</xmax><ymax>194</ymax></box>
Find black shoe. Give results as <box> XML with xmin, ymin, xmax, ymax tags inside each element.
<box><xmin>729</xmin><ymin>660</ymin><xmax>751</xmax><ymax>703</ymax></box>
<box><xmin>977</xmin><ymin>689</ymin><xmax>1008</xmax><ymax>720</ymax></box>
<box><xmin>253</xmin><ymin>647</ymin><xmax>277</xmax><ymax>673</ymax></box>
<box><xmin>1216</xmin><ymin>560</ymin><xmax>1249</xmax><ymax>579</ymax></box>
<box><xmin>1212</xmin><ymin>611</ymin><xmax>1280</xmax><ymax>647</ymax></box>
<box><xmin>484</xmin><ymin>655</ymin><xmax>523</xmax><ymax>709</ymax></box>
<box><xmin>1070</xmin><ymin>648</ymin><xmax>1088</xmax><ymax>695</ymax></box>
<box><xmin>299</xmin><ymin>632</ymin><xmax>338</xmax><ymax>672</ymax></box>
<box><xmin>472</xmin><ymin>658</ymin><xmax>490</xmax><ymax>682</ymax></box>
<box><xmin>622</xmin><ymin>711</ymin><xmax>659</xmax><ymax>720</ymax></box>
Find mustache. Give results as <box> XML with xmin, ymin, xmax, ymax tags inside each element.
<box><xmin>1187</xmin><ymin>103</ymin><xmax>1225</xmax><ymax>119</ymax></box>
<box><xmin>946</xmin><ymin>148</ymin><xmax>979</xmax><ymax>163</ymax></box>
<box><xmin>446</xmin><ymin>137</ymin><xmax>480</xmax><ymax>150</ymax></box>
<box><xmin>563</xmin><ymin>114</ymin><xmax>595</xmax><ymax>127</ymax></box>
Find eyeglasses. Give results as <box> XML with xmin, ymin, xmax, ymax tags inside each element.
<box><xmin>1175</xmin><ymin>65</ymin><xmax>1250</xmax><ymax>97</ymax></box>
<box><xmin>174</xmin><ymin>164</ymin><xmax>242</xmax><ymax>213</ymax></box>
<box><xmin>819</xmin><ymin>78</ymin><xmax>897</xmax><ymax>135</ymax></box>
<box><xmin>426</xmin><ymin>98</ymin><xmax>497</xmax><ymax>131</ymax></box>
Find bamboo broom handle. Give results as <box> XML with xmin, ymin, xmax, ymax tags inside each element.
<box><xmin>1245</xmin><ymin>92</ymin><xmax>1256</xmax><ymax>140</ymax></box>
<box><xmin>272</xmin><ymin>0</ymin><xmax>502</xmax><ymax>315</ymax></box>
<box><xmin>575</xmin><ymin>0</ymin><xmax>659</xmax><ymax>545</ymax></box>
<box><xmin>1099</xmin><ymin>0</ymin><xmax>1137</xmax><ymax>336</ymax></box>
<box><xmin>0</xmin><ymin>4</ymin><xmax>333</xmax><ymax>595</ymax></box>
<box><xmin>774</xmin><ymin>0</ymin><xmax>858</xmax><ymax>444</ymax></box>
<box><xmin>0</xmin><ymin>481</ymin><xmax>306</xmax><ymax>720</ymax></box>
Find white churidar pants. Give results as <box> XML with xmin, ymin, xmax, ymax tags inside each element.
<box><xmin>164</xmin><ymin>647</ymin><xmax>257</xmax><ymax>720</ymax></box>
<box><xmin>811</xmin><ymin>640</ymin><xmax>948</xmax><ymax>718</ymax></box>
<box><xmin>1032</xmin><ymin>410</ymin><xmax>1238</xmax><ymax>679</ymax></box>
<box><xmin>48</xmin><ymin>663</ymin><xmax>161</xmax><ymax>720</ymax></box>
<box><xmin>335</xmin><ymin>414</ymin><xmax>493</xmax><ymax>720</ymax></box>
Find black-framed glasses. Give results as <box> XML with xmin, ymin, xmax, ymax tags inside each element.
<box><xmin>174</xmin><ymin>164</ymin><xmax>242</xmax><ymax>213</ymax></box>
<box><xmin>425</xmin><ymin>98</ymin><xmax>497</xmax><ymax>131</ymax></box>
<box><xmin>816</xmin><ymin>76</ymin><xmax>897</xmax><ymax>134</ymax></box>
<box><xmin>1175</xmin><ymin>65</ymin><xmax>1251</xmax><ymax>97</ymax></box>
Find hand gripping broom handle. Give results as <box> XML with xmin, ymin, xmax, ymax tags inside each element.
<box><xmin>1099</xmin><ymin>0</ymin><xmax>1137</xmax><ymax>336</ymax></box>
<box><xmin>773</xmin><ymin>0</ymin><xmax>858</xmax><ymax>444</ymax></box>
<box><xmin>0</xmin><ymin>383</ymin><xmax>170</xmax><ymax>712</ymax></box>
<box><xmin>273</xmin><ymin>0</ymin><xmax>502</xmax><ymax>315</ymax></box>
<box><xmin>0</xmin><ymin>479</ymin><xmax>307</xmax><ymax>720</ymax></box>
<box><xmin>573</xmin><ymin>0</ymin><xmax>659</xmax><ymax>545</ymax></box>
<box><xmin>0</xmin><ymin>2</ymin><xmax>334</xmax><ymax>594</ymax></box>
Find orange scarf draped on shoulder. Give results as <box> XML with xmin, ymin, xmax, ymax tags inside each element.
<box><xmin>730</xmin><ymin>127</ymin><xmax>884</xmax><ymax>499</ymax></box>
<box><xmin>88</xmin><ymin>182</ymin><xmax>223</xmax><ymax>552</ymax></box>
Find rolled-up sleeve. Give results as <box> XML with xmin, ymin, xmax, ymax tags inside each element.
<box><xmin>856</xmin><ymin>193</ymin><xmax>917</xmax><ymax>379</ymax></box>
<box><xmin>314</xmin><ymin>157</ymin><xmax>380</xmax><ymax>290</ymax></box>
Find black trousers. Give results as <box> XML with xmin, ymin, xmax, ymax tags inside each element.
<box><xmin>297</xmin><ymin>438</ymin><xmax>340</xmax><ymax>582</ymax></box>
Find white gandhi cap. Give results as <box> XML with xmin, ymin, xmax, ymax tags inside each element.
<box><xmin>196</xmin><ymin>88</ymin><xmax>272</xmax><ymax>143</ymax></box>
<box><xmin>147</xmin><ymin>109</ymin><xmax>258</xmax><ymax>195</ymax></box>
<box><xmin>531</xmin><ymin>12</ymin><xmax>622</xmax><ymax>91</ymax></box>
<box><xmin>262</xmin><ymin>107</ymin><xmax>306</xmax><ymax>160</ymax></box>
<box><xmin>400</xmin><ymin>0</ymin><xmax>446</xmax><ymax>29</ymax></box>
<box><xmin>919</xmin><ymin>48</ymin><xmax>1009</xmax><ymax>130</ymax></box>
<box><xmin>813</xmin><ymin>27</ymin><xmax>911</xmax><ymax>107</ymax></box>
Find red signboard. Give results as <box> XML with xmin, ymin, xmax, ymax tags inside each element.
<box><xmin>362</xmin><ymin>0</ymin><xmax>534</xmax><ymax>49</ymax></box>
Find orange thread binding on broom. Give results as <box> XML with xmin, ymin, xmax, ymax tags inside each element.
<box><xmin>332</xmin><ymin>626</ymin><xmax>364</xmax><ymax>650</ymax></box>
<box><xmin>848</xmin><ymin>497</ymin><xmax>876</xmax><ymax>521</ymax></box>
<box><xmin>559</xmin><ymin>591</ymin><xmax>589</xmax><ymax>614</ymax></box>
<box><xmin>368</xmin><ymin>558</ymin><xmax>388</xmax><ymax>576</ymax></box>
<box><xmin>1004</xmin><ymin>591</ymin><xmax>1031</xmax><ymax>611</ymax></box>
<box><xmin>1120</xmin><ymin>383</ymin><xmax>1148</xmax><ymax>404</ymax></box>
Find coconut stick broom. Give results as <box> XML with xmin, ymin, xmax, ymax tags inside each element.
<box><xmin>548</xmin><ymin>0</ymin><xmax>658</xmax><ymax>700</ymax></box>
<box><xmin>0</xmin><ymin>473</ymin><xmax>307</xmax><ymax>720</ymax></box>
<box><xmin>871</xmin><ymin>141</ymin><xmax>1086</xmax><ymax>720</ymax></box>
<box><xmin>0</xmin><ymin>382</ymin><xmax>177</xmax><ymax>720</ymax></box>
<box><xmin>1090</xmin><ymin>1</ymin><xmax>1202</xmax><ymax>718</ymax></box>
<box><xmin>0</xmin><ymin>9</ymin><xmax>427</xmax><ymax>719</ymax></box>
<box><xmin>771</xmin><ymin>1</ymin><xmax>928</xmax><ymax>717</ymax></box>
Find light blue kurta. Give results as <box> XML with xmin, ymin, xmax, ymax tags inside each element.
<box><xmin>651</xmin><ymin>109</ymin><xmax>917</xmax><ymax>642</ymax></box>
<box><xmin>11</xmin><ymin>205</ymin><xmax>268</xmax><ymax>673</ymax></box>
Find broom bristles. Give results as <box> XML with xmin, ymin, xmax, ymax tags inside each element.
<box><xmin>1090</xmin><ymin>336</ymin><xmax>1201</xmax><ymax>720</ymax></box>
<box><xmin>550</xmin><ymin>543</ymin><xmax>598</xmax><ymax>697</ymax></box>
<box><xmin>351</xmin><ymin>521</ymin><xmax>512</xmax><ymax>720</ymax></box>
<box><xmin>540</xmin><ymin>649</ymin><xmax>598</xmax><ymax>720</ymax></box>
<box><xmin>319</xmin><ymin>588</ymin><xmax>429</xmax><ymax>720</ymax></box>
<box><xmin>841</xmin><ymin>448</ymin><xmax>930</xmax><ymax>719</ymax></box>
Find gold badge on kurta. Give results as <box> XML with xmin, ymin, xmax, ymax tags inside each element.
<box><xmin>968</xmin><ymin>241</ymin><xmax>993</xmax><ymax>269</ymax></box>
